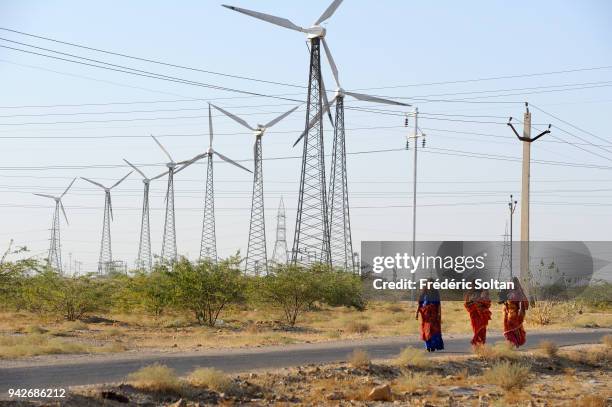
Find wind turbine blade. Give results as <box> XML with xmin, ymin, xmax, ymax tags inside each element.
<box><xmin>33</xmin><ymin>193</ymin><xmax>56</xmax><ymax>200</ymax></box>
<box><xmin>60</xmin><ymin>200</ymin><xmax>69</xmax><ymax>226</ymax></box>
<box><xmin>61</xmin><ymin>178</ymin><xmax>77</xmax><ymax>198</ymax></box>
<box><xmin>81</xmin><ymin>177</ymin><xmax>106</xmax><ymax>190</ymax></box>
<box><xmin>110</xmin><ymin>171</ymin><xmax>132</xmax><ymax>189</ymax></box>
<box><xmin>210</xmin><ymin>103</ymin><xmax>254</xmax><ymax>131</ymax></box>
<box><xmin>151</xmin><ymin>135</ymin><xmax>174</xmax><ymax>162</ymax></box>
<box><xmin>321</xmin><ymin>38</ymin><xmax>340</xmax><ymax>88</ymax></box>
<box><xmin>150</xmin><ymin>170</ymin><xmax>169</xmax><ymax>181</ymax></box>
<box><xmin>320</xmin><ymin>74</ymin><xmax>335</xmax><ymax>127</ymax></box>
<box><xmin>175</xmin><ymin>153</ymin><xmax>206</xmax><ymax>174</ymax></box>
<box><xmin>314</xmin><ymin>0</ymin><xmax>343</xmax><ymax>25</ymax></box>
<box><xmin>214</xmin><ymin>151</ymin><xmax>252</xmax><ymax>173</ymax></box>
<box><xmin>292</xmin><ymin>95</ymin><xmax>337</xmax><ymax>147</ymax></box>
<box><xmin>222</xmin><ymin>5</ymin><xmax>309</xmax><ymax>33</ymax></box>
<box><xmin>345</xmin><ymin>91</ymin><xmax>411</xmax><ymax>106</ymax></box>
<box><xmin>264</xmin><ymin>105</ymin><xmax>300</xmax><ymax>128</ymax></box>
<box><xmin>208</xmin><ymin>104</ymin><xmax>213</xmax><ymax>148</ymax></box>
<box><xmin>123</xmin><ymin>159</ymin><xmax>148</xmax><ymax>179</ymax></box>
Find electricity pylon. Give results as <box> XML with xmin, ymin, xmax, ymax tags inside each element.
<box><xmin>81</xmin><ymin>173</ymin><xmax>131</xmax><ymax>274</ymax></box>
<box><xmin>199</xmin><ymin>104</ymin><xmax>252</xmax><ymax>263</ymax></box>
<box><xmin>33</xmin><ymin>178</ymin><xmax>76</xmax><ymax>274</ymax></box>
<box><xmin>211</xmin><ymin>104</ymin><xmax>298</xmax><ymax>274</ymax></box>
<box><xmin>271</xmin><ymin>197</ymin><xmax>289</xmax><ymax>265</ymax></box>
<box><xmin>123</xmin><ymin>159</ymin><xmax>168</xmax><ymax>271</ymax></box>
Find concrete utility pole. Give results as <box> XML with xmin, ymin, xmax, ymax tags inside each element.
<box><xmin>507</xmin><ymin>103</ymin><xmax>551</xmax><ymax>283</ymax></box>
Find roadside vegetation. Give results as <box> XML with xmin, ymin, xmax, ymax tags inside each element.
<box><xmin>0</xmin><ymin>247</ymin><xmax>610</xmax><ymax>359</ymax></box>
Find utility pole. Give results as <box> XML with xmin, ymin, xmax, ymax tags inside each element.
<box><xmin>508</xmin><ymin>195</ymin><xmax>517</xmax><ymax>277</ymax></box>
<box><xmin>507</xmin><ymin>103</ymin><xmax>551</xmax><ymax>283</ymax></box>
<box><xmin>405</xmin><ymin>108</ymin><xmax>426</xmax><ymax>293</ymax></box>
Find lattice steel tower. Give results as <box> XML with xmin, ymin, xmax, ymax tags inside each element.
<box><xmin>82</xmin><ymin>173</ymin><xmax>131</xmax><ymax>274</ymax></box>
<box><xmin>211</xmin><ymin>104</ymin><xmax>298</xmax><ymax>274</ymax></box>
<box><xmin>328</xmin><ymin>96</ymin><xmax>354</xmax><ymax>270</ymax></box>
<box><xmin>123</xmin><ymin>159</ymin><xmax>168</xmax><ymax>271</ymax></box>
<box><xmin>271</xmin><ymin>197</ymin><xmax>289</xmax><ymax>265</ymax></box>
<box><xmin>201</xmin><ymin>104</ymin><xmax>252</xmax><ymax>263</ymax></box>
<box><xmin>223</xmin><ymin>0</ymin><xmax>345</xmax><ymax>267</ymax></box>
<box><xmin>33</xmin><ymin>178</ymin><xmax>76</xmax><ymax>274</ymax></box>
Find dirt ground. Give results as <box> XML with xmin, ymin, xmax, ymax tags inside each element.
<box><xmin>2</xmin><ymin>343</ymin><xmax>610</xmax><ymax>406</ymax></box>
<box><xmin>1</xmin><ymin>301</ymin><xmax>610</xmax><ymax>359</ymax></box>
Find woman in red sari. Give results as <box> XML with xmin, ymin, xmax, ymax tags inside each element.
<box><xmin>464</xmin><ymin>285</ymin><xmax>492</xmax><ymax>346</ymax></box>
<box><xmin>503</xmin><ymin>277</ymin><xmax>529</xmax><ymax>348</ymax></box>
<box><xmin>415</xmin><ymin>281</ymin><xmax>444</xmax><ymax>352</ymax></box>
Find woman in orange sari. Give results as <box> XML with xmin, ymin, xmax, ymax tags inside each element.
<box><xmin>503</xmin><ymin>277</ymin><xmax>529</xmax><ymax>348</ymax></box>
<box><xmin>415</xmin><ymin>281</ymin><xmax>444</xmax><ymax>352</ymax></box>
<box><xmin>464</xmin><ymin>285</ymin><xmax>492</xmax><ymax>346</ymax></box>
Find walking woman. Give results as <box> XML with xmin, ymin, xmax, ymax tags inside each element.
<box><xmin>415</xmin><ymin>280</ymin><xmax>444</xmax><ymax>352</ymax></box>
<box><xmin>464</xmin><ymin>284</ymin><xmax>492</xmax><ymax>346</ymax></box>
<box><xmin>503</xmin><ymin>277</ymin><xmax>529</xmax><ymax>347</ymax></box>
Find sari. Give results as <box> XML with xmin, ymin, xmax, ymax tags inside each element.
<box><xmin>417</xmin><ymin>292</ymin><xmax>444</xmax><ymax>352</ymax></box>
<box><xmin>503</xmin><ymin>290</ymin><xmax>529</xmax><ymax>347</ymax></box>
<box><xmin>464</xmin><ymin>290</ymin><xmax>492</xmax><ymax>346</ymax></box>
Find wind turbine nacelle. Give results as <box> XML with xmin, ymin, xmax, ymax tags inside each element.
<box><xmin>307</xmin><ymin>26</ymin><xmax>326</xmax><ymax>39</ymax></box>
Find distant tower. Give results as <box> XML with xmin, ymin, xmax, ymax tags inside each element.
<box><xmin>201</xmin><ymin>152</ymin><xmax>217</xmax><ymax>263</ymax></box>
<box><xmin>271</xmin><ymin>197</ymin><xmax>289</xmax><ymax>265</ymax></box>
<box><xmin>33</xmin><ymin>178</ymin><xmax>75</xmax><ymax>274</ymax></box>
<box><xmin>123</xmin><ymin>159</ymin><xmax>168</xmax><ymax>271</ymax></box>
<box><xmin>211</xmin><ymin>103</ymin><xmax>297</xmax><ymax>275</ymax></box>
<box><xmin>82</xmin><ymin>173</ymin><xmax>131</xmax><ymax>274</ymax></box>
<box><xmin>200</xmin><ymin>104</ymin><xmax>252</xmax><ymax>263</ymax></box>
<box><xmin>498</xmin><ymin>223</ymin><xmax>512</xmax><ymax>280</ymax></box>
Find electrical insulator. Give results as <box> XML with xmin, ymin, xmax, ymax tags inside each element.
<box><xmin>405</xmin><ymin>140</ymin><xmax>410</xmax><ymax>150</ymax></box>
<box><xmin>404</xmin><ymin>117</ymin><xmax>409</xmax><ymax>127</ymax></box>
<box><xmin>422</xmin><ymin>138</ymin><xmax>426</xmax><ymax>148</ymax></box>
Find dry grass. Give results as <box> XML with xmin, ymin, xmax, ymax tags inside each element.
<box><xmin>482</xmin><ymin>360</ymin><xmax>530</xmax><ymax>391</ymax></box>
<box><xmin>577</xmin><ymin>394</ymin><xmax>608</xmax><ymax>407</ymax></box>
<box><xmin>474</xmin><ymin>341</ymin><xmax>520</xmax><ymax>361</ymax></box>
<box><xmin>394</xmin><ymin>346</ymin><xmax>430</xmax><ymax>368</ymax></box>
<box><xmin>188</xmin><ymin>367</ymin><xmax>233</xmax><ymax>392</ymax></box>
<box><xmin>344</xmin><ymin>320</ymin><xmax>370</xmax><ymax>334</ymax></box>
<box><xmin>538</xmin><ymin>339</ymin><xmax>559</xmax><ymax>358</ymax></box>
<box><xmin>396</xmin><ymin>372</ymin><xmax>429</xmax><ymax>393</ymax></box>
<box><xmin>0</xmin><ymin>334</ymin><xmax>88</xmax><ymax>358</ymax></box>
<box><xmin>126</xmin><ymin>363</ymin><xmax>182</xmax><ymax>393</ymax></box>
<box><xmin>347</xmin><ymin>349</ymin><xmax>370</xmax><ymax>368</ymax></box>
<box><xmin>24</xmin><ymin>324</ymin><xmax>48</xmax><ymax>334</ymax></box>
<box><xmin>602</xmin><ymin>334</ymin><xmax>612</xmax><ymax>348</ymax></box>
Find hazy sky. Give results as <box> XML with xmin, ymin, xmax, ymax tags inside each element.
<box><xmin>0</xmin><ymin>1</ymin><xmax>611</xmax><ymax>272</ymax></box>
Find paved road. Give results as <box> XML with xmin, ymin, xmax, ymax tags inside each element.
<box><xmin>0</xmin><ymin>329</ymin><xmax>609</xmax><ymax>393</ymax></box>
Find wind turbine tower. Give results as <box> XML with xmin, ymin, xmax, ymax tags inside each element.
<box><xmin>271</xmin><ymin>197</ymin><xmax>289</xmax><ymax>265</ymax></box>
<box><xmin>200</xmin><ymin>104</ymin><xmax>252</xmax><ymax>263</ymax></box>
<box><xmin>211</xmin><ymin>104</ymin><xmax>298</xmax><ymax>274</ymax></box>
<box><xmin>81</xmin><ymin>172</ymin><xmax>131</xmax><ymax>274</ymax></box>
<box><xmin>150</xmin><ymin>135</ymin><xmax>203</xmax><ymax>264</ymax></box>
<box><xmin>222</xmin><ymin>0</ymin><xmax>343</xmax><ymax>267</ymax></box>
<box><xmin>123</xmin><ymin>159</ymin><xmax>168</xmax><ymax>271</ymax></box>
<box><xmin>296</xmin><ymin>43</ymin><xmax>410</xmax><ymax>270</ymax></box>
<box><xmin>33</xmin><ymin>178</ymin><xmax>76</xmax><ymax>274</ymax></box>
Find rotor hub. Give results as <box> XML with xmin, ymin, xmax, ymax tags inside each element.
<box><xmin>307</xmin><ymin>25</ymin><xmax>326</xmax><ymax>39</ymax></box>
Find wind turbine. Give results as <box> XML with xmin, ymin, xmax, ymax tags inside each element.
<box><xmin>211</xmin><ymin>103</ymin><xmax>299</xmax><ymax>275</ymax></box>
<box><xmin>294</xmin><ymin>43</ymin><xmax>411</xmax><ymax>271</ymax></box>
<box><xmin>123</xmin><ymin>159</ymin><xmax>168</xmax><ymax>271</ymax></box>
<box><xmin>81</xmin><ymin>172</ymin><xmax>132</xmax><ymax>274</ymax></box>
<box><xmin>222</xmin><ymin>0</ymin><xmax>343</xmax><ymax>266</ymax></box>
<box><xmin>150</xmin><ymin>135</ymin><xmax>203</xmax><ymax>264</ymax></box>
<box><xmin>199</xmin><ymin>104</ymin><xmax>252</xmax><ymax>263</ymax></box>
<box><xmin>33</xmin><ymin>178</ymin><xmax>76</xmax><ymax>274</ymax></box>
